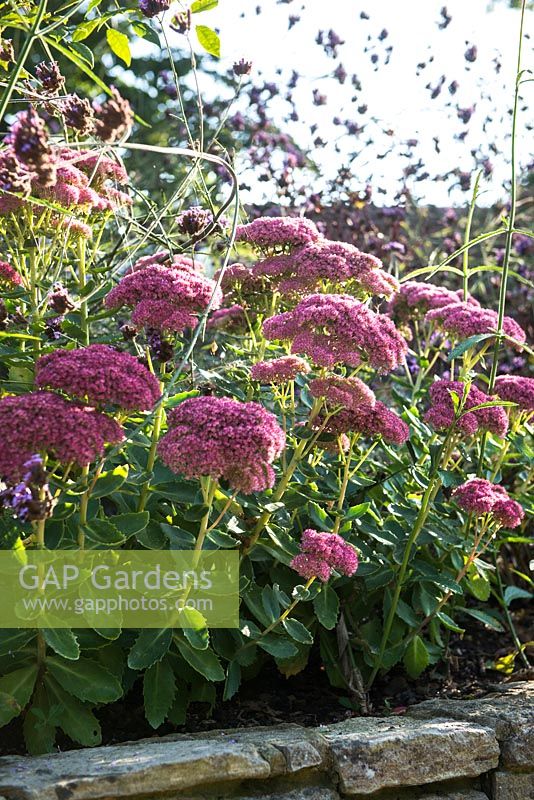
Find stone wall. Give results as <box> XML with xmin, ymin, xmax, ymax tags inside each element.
<box><xmin>0</xmin><ymin>682</ymin><xmax>531</xmax><ymax>800</ymax></box>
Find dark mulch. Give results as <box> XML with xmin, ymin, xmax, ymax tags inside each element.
<box><xmin>1</xmin><ymin>605</ymin><xmax>532</xmax><ymax>757</ymax></box>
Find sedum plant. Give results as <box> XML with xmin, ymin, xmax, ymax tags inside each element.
<box><xmin>0</xmin><ymin>0</ymin><xmax>531</xmax><ymax>754</ymax></box>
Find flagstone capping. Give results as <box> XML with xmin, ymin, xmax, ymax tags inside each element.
<box><xmin>0</xmin><ymin>681</ymin><xmax>531</xmax><ymax>799</ymax></box>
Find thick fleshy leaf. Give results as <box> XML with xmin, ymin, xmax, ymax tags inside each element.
<box><xmin>313</xmin><ymin>585</ymin><xmax>339</xmax><ymax>630</ymax></box>
<box><xmin>46</xmin><ymin>656</ymin><xmax>123</xmax><ymax>704</ymax></box>
<box><xmin>174</xmin><ymin>638</ymin><xmax>225</xmax><ymax>681</ymax></box>
<box><xmin>0</xmin><ymin>664</ymin><xmax>38</xmax><ymax>726</ymax></box>
<box><xmin>42</xmin><ymin>628</ymin><xmax>80</xmax><ymax>661</ymax></box>
<box><xmin>403</xmin><ymin>635</ymin><xmax>429</xmax><ymax>678</ymax></box>
<box><xmin>45</xmin><ymin>676</ymin><xmax>101</xmax><ymax>747</ymax></box>
<box><xmin>143</xmin><ymin>658</ymin><xmax>176</xmax><ymax>729</ymax></box>
<box><xmin>128</xmin><ymin>628</ymin><xmax>172</xmax><ymax>671</ymax></box>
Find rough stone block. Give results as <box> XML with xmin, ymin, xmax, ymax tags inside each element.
<box><xmin>489</xmin><ymin>770</ymin><xmax>534</xmax><ymax>800</ymax></box>
<box><xmin>269</xmin><ymin>740</ymin><xmax>323</xmax><ymax>774</ymax></box>
<box><xmin>0</xmin><ymin>738</ymin><xmax>272</xmax><ymax>799</ymax></box>
<box><xmin>414</xmin><ymin>794</ymin><xmax>488</xmax><ymax>800</ymax></box>
<box><xmin>383</xmin><ymin>792</ymin><xmax>488</xmax><ymax>800</ymax></box>
<box><xmin>0</xmin><ymin>725</ymin><xmax>330</xmax><ymax>800</ymax></box>
<box><xmin>322</xmin><ymin>716</ymin><xmax>499</xmax><ymax>796</ymax></box>
<box><xmin>500</xmin><ymin>729</ymin><xmax>534</xmax><ymax>771</ymax></box>
<box><xmin>235</xmin><ymin>790</ymin><xmax>340</xmax><ymax>800</ymax></box>
<box><xmin>409</xmin><ymin>682</ymin><xmax>534</xmax><ymax>771</ymax></box>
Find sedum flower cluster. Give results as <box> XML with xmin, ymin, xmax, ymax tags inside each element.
<box><xmin>425</xmin><ymin>301</ymin><xmax>526</xmax><ymax>346</ymax></box>
<box><xmin>158</xmin><ymin>396</ymin><xmax>286</xmax><ymax>494</ymax></box>
<box><xmin>35</xmin><ymin>345</ymin><xmax>161</xmax><ymax>412</ymax></box>
<box><xmin>0</xmin><ymin>111</ymin><xmax>132</xmax><ymax>237</ymax></box>
<box><xmin>105</xmin><ymin>262</ymin><xmax>222</xmax><ymax>333</ymax></box>
<box><xmin>251</xmin><ymin>355</ymin><xmax>310</xmax><ymax>384</ymax></box>
<box><xmin>291</xmin><ymin>529</ymin><xmax>358</xmax><ymax>582</ymax></box>
<box><xmin>452</xmin><ymin>479</ymin><xmax>524</xmax><ymax>528</ymax></box>
<box><xmin>0</xmin><ymin>392</ymin><xmax>123</xmax><ymax>480</ymax></box>
<box><xmin>494</xmin><ymin>375</ymin><xmax>534</xmax><ymax>412</ymax></box>
<box><xmin>424</xmin><ymin>379</ymin><xmax>509</xmax><ymax>438</ymax></box>
<box><xmin>232</xmin><ymin>216</ymin><xmax>399</xmax><ymax>299</ymax></box>
<box><xmin>263</xmin><ymin>293</ymin><xmax>408</xmax><ymax>371</ymax></box>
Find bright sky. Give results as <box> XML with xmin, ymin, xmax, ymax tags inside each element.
<box><xmin>182</xmin><ymin>0</ymin><xmax>533</xmax><ymax>206</ymax></box>
<box><xmin>152</xmin><ymin>0</ymin><xmax>534</xmax><ymax>205</ymax></box>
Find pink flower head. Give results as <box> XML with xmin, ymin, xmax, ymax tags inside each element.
<box><xmin>55</xmin><ymin>164</ymin><xmax>89</xmax><ymax>188</ymax></box>
<box><xmin>263</xmin><ymin>294</ymin><xmax>408</xmax><ymax>372</ymax></box>
<box><xmin>329</xmin><ymin>536</ymin><xmax>359</xmax><ymax>575</ymax></box>
<box><xmin>236</xmin><ymin>216</ymin><xmax>321</xmax><ymax>249</ymax></box>
<box><xmin>105</xmin><ymin>264</ymin><xmax>222</xmax><ymax>332</ymax></box>
<box><xmin>290</xmin><ymin>552</ymin><xmax>332</xmax><ymax>583</ymax></box>
<box><xmin>128</xmin><ymin>251</ymin><xmax>202</xmax><ymax>274</ymax></box>
<box><xmin>130</xmin><ymin>299</ymin><xmax>197</xmax><ymax>332</ymax></box>
<box><xmin>323</xmin><ymin>400</ymin><xmax>410</xmax><ymax>445</ymax></box>
<box><xmin>452</xmin><ymin>478</ymin><xmax>524</xmax><ymax>528</ymax></box>
<box><xmin>492</xmin><ymin>498</ymin><xmax>524</xmax><ymax>529</ymax></box>
<box><xmin>424</xmin><ymin>380</ymin><xmax>509</xmax><ymax>438</ymax></box>
<box><xmin>452</xmin><ymin>478</ymin><xmax>505</xmax><ymax>514</ymax></box>
<box><xmin>0</xmin><ymin>143</ymin><xmax>130</xmax><ymax>224</ymax></box>
<box><xmin>389</xmin><ymin>281</ymin><xmax>470</xmax><ymax>321</ymax></box>
<box><xmin>0</xmin><ymin>391</ymin><xmax>123</xmax><ymax>480</ymax></box>
<box><xmin>262</xmin><ymin>239</ymin><xmax>399</xmax><ymax>298</ymax></box>
<box><xmin>53</xmin><ymin>216</ymin><xmax>93</xmax><ymax>239</ymax></box>
<box><xmin>253</xmin><ymin>255</ymin><xmax>294</xmax><ymax>279</ymax></box>
<box><xmin>425</xmin><ymin>302</ymin><xmax>526</xmax><ymax>347</ymax></box>
<box><xmin>290</xmin><ymin>528</ymin><xmax>358</xmax><ymax>582</ymax></box>
<box><xmin>35</xmin><ymin>345</ymin><xmax>161</xmax><ymax>411</ymax></box>
<box><xmin>41</xmin><ymin>181</ymin><xmax>80</xmax><ymax>207</ymax></box>
<box><xmin>59</xmin><ymin>148</ymin><xmax>129</xmax><ymax>189</ymax></box>
<box><xmin>251</xmin><ymin>356</ymin><xmax>310</xmax><ymax>384</ymax></box>
<box><xmin>77</xmin><ymin>186</ymin><xmax>103</xmax><ymax>208</ymax></box>
<box><xmin>129</xmin><ymin>251</ymin><xmax>171</xmax><ymax>272</ymax></box>
<box><xmin>0</xmin><ymin>259</ymin><xmax>22</xmax><ymax>286</ymax></box>
<box><xmin>158</xmin><ymin>396</ymin><xmax>286</xmax><ymax>494</ymax></box>
<box><xmin>309</xmin><ymin>375</ymin><xmax>375</xmax><ymax>411</ymax></box>
<box><xmin>25</xmin><ymin>148</ymin><xmax>129</xmax><ymax>213</ymax></box>
<box><xmin>494</xmin><ymin>376</ymin><xmax>534</xmax><ymax>413</ymax></box>
<box><xmin>101</xmin><ymin>186</ymin><xmax>132</xmax><ymax>209</ymax></box>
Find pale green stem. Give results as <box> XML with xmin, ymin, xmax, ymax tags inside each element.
<box><xmin>78</xmin><ymin>238</ymin><xmax>89</xmax><ymax>346</ymax></box>
<box><xmin>491</xmin><ymin>439</ymin><xmax>511</xmax><ymax>482</ymax></box>
<box><xmin>460</xmin><ymin>342</ymin><xmax>492</xmax><ymax>377</ymax></box>
<box><xmin>137</xmin><ymin>387</ymin><xmax>165</xmax><ymax>513</ymax></box>
<box><xmin>78</xmin><ymin>464</ymin><xmax>90</xmax><ymax>549</ymax></box>
<box><xmin>34</xmin><ymin>490</ymin><xmax>47</xmax><ymax>666</ymax></box>
<box><xmin>479</xmin><ymin>0</ymin><xmax>527</xmax><ymax>475</ymax></box>
<box><xmin>463</xmin><ymin>171</ymin><xmax>482</xmax><ymax>301</ymax></box>
<box><xmin>194</xmin><ymin>478</ymin><xmax>218</xmax><ymax>557</ymax></box>
<box><xmin>332</xmin><ymin>438</ymin><xmax>355</xmax><ymax>535</ymax></box>
<box><xmin>28</xmin><ymin>246</ymin><xmax>41</xmax><ymax>357</ymax></box>
<box><xmin>238</xmin><ymin>577</ymin><xmax>315</xmax><ymax>655</ymax></box>
<box><xmin>366</xmin><ymin>430</ymin><xmax>456</xmax><ymax>689</ymax></box>
<box><xmin>205</xmin><ymin>492</ymin><xmax>237</xmax><ymax>534</ymax></box>
<box><xmin>241</xmin><ymin>398</ymin><xmax>323</xmax><ymax>559</ymax></box>
<box><xmin>0</xmin><ymin>0</ymin><xmax>48</xmax><ymax>124</ymax></box>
